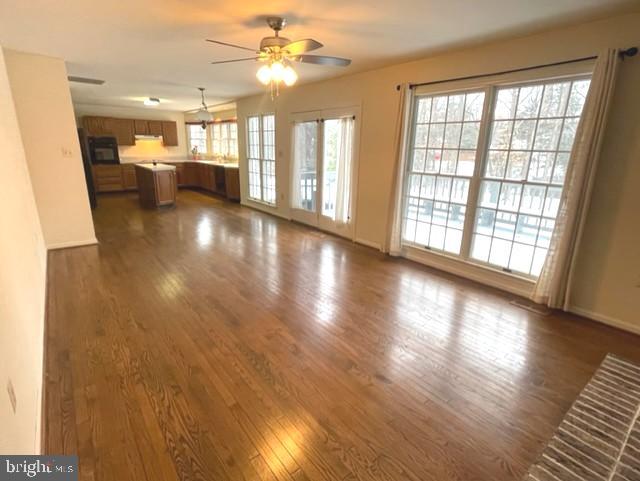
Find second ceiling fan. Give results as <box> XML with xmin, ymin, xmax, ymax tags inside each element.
<box><xmin>207</xmin><ymin>16</ymin><xmax>351</xmax><ymax>95</ymax></box>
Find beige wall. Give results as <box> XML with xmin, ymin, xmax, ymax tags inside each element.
<box><xmin>236</xmin><ymin>11</ymin><xmax>640</xmax><ymax>331</ymax></box>
<box><xmin>0</xmin><ymin>47</ymin><xmax>47</xmax><ymax>453</ymax></box>
<box><xmin>5</xmin><ymin>49</ymin><xmax>96</xmax><ymax>250</ymax></box>
<box><xmin>73</xmin><ymin>103</ymin><xmax>188</xmax><ymax>162</ymax></box>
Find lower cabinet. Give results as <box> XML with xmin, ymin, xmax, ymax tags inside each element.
<box><xmin>121</xmin><ymin>165</ymin><xmax>137</xmax><ymax>190</ymax></box>
<box><xmin>93</xmin><ymin>165</ymin><xmax>124</xmax><ymax>192</ymax></box>
<box><xmin>92</xmin><ymin>162</ymin><xmax>240</xmax><ymax>201</ymax></box>
<box><xmin>225</xmin><ymin>168</ymin><xmax>240</xmax><ymax>201</ymax></box>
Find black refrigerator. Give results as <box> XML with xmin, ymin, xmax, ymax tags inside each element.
<box><xmin>78</xmin><ymin>128</ymin><xmax>97</xmax><ymax>209</ymax></box>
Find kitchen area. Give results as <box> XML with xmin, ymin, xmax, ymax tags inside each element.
<box><xmin>77</xmin><ymin>111</ymin><xmax>240</xmax><ymax>209</ymax></box>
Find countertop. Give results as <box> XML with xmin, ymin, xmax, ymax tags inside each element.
<box><xmin>122</xmin><ymin>158</ymin><xmax>238</xmax><ymax>169</ymax></box>
<box><xmin>135</xmin><ymin>163</ymin><xmax>176</xmax><ymax>172</ymax></box>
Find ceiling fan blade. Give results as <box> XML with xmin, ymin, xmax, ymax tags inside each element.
<box><xmin>294</xmin><ymin>55</ymin><xmax>351</xmax><ymax>67</ymax></box>
<box><xmin>210</xmin><ymin>57</ymin><xmax>260</xmax><ymax>65</ymax></box>
<box><xmin>283</xmin><ymin>38</ymin><xmax>323</xmax><ymax>55</ymax></box>
<box><xmin>206</xmin><ymin>39</ymin><xmax>258</xmax><ymax>53</ymax></box>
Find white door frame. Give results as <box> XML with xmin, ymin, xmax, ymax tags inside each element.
<box><xmin>289</xmin><ymin>106</ymin><xmax>361</xmax><ymax>240</ymax></box>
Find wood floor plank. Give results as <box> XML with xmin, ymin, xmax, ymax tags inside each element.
<box><xmin>44</xmin><ymin>190</ymin><xmax>640</xmax><ymax>481</ymax></box>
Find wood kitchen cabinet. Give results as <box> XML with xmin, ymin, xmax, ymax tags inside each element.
<box><xmin>92</xmin><ymin>161</ymin><xmax>239</xmax><ymax>201</ymax></box>
<box><xmin>224</xmin><ymin>167</ymin><xmax>240</xmax><ymax>201</ymax></box>
<box><xmin>121</xmin><ymin>165</ymin><xmax>137</xmax><ymax>190</ymax></box>
<box><xmin>83</xmin><ymin>116</ymin><xmax>114</xmax><ymax>137</ymax></box>
<box><xmin>135</xmin><ymin>164</ymin><xmax>176</xmax><ymax>208</ymax></box>
<box><xmin>147</xmin><ymin>121</ymin><xmax>163</xmax><ymax>136</ymax></box>
<box><xmin>161</xmin><ymin>121</ymin><xmax>178</xmax><ymax>146</ymax></box>
<box><xmin>83</xmin><ymin>116</ymin><xmax>179</xmax><ymax>147</ymax></box>
<box><xmin>183</xmin><ymin>162</ymin><xmax>198</xmax><ymax>186</ymax></box>
<box><xmin>134</xmin><ymin>119</ymin><xmax>149</xmax><ymax>136</ymax></box>
<box><xmin>111</xmin><ymin>118</ymin><xmax>135</xmax><ymax>146</ymax></box>
<box><xmin>92</xmin><ymin>164</ymin><xmax>124</xmax><ymax>192</ymax></box>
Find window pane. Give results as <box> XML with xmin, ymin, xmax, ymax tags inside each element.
<box><xmin>515</xmin><ymin>85</ymin><xmax>543</xmax><ymax>118</ymax></box>
<box><xmin>511</xmin><ymin>120</ymin><xmax>536</xmax><ymax>150</ymax></box>
<box><xmin>534</xmin><ymin>119</ymin><xmax>562</xmax><ymax>150</ymax></box>
<box><xmin>566</xmin><ymin>80</ymin><xmax>590</xmax><ymax>116</ymax></box>
<box><xmin>486</xmin><ymin>150</ymin><xmax>507</xmax><ymax>178</ymax></box>
<box><xmin>472</xmin><ymin>77</ymin><xmax>590</xmax><ymax>276</ymax></box>
<box><xmin>402</xmin><ymin>90</ymin><xmax>485</xmax><ymax>253</ymax></box>
<box><xmin>498</xmin><ymin>183</ymin><xmax>522</xmax><ymax>212</ymax></box>
<box><xmin>494</xmin><ymin>88</ymin><xmax>518</xmax><ymax>119</ymax></box>
<box><xmin>460</xmin><ymin>122</ymin><xmax>480</xmax><ymax>149</ymax></box>
<box><xmin>489</xmin><ymin>238</ymin><xmax>511</xmax><ymax>267</ymax></box>
<box><xmin>489</xmin><ymin>121</ymin><xmax>513</xmax><ymax>149</ymax></box>
<box><xmin>474</xmin><ymin>208</ymin><xmax>495</xmax><ymax>236</ymax></box>
<box><xmin>505</xmin><ymin>151</ymin><xmax>529</xmax><ymax>180</ymax></box>
<box><xmin>479</xmin><ymin>181</ymin><xmax>500</xmax><ymax>208</ymax></box>
<box><xmin>540</xmin><ymin>82</ymin><xmax>570</xmax><ymax>118</ymax></box>
<box><xmin>509</xmin><ymin>243</ymin><xmax>534</xmax><ymax>273</ymax></box>
<box><xmin>471</xmin><ymin>234</ymin><xmax>491</xmax><ymax>261</ymax></box>
<box><xmin>447</xmin><ymin>95</ymin><xmax>465</xmax><ymax>122</ymax></box>
<box><xmin>464</xmin><ymin>93</ymin><xmax>484</xmax><ymax>121</ymax></box>
<box><xmin>528</xmin><ymin>152</ymin><xmax>554</xmax><ymax>182</ymax></box>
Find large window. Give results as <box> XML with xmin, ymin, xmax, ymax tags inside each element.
<box><xmin>247</xmin><ymin>114</ymin><xmax>276</xmax><ymax>205</ymax></box>
<box><xmin>187</xmin><ymin>124</ymin><xmax>208</xmax><ymax>154</ymax></box>
<box><xmin>211</xmin><ymin>121</ymin><xmax>238</xmax><ymax>159</ymax></box>
<box><xmin>402</xmin><ymin>76</ymin><xmax>590</xmax><ymax>278</ymax></box>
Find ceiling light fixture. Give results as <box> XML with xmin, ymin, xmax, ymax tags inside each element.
<box><xmin>256</xmin><ymin>60</ymin><xmax>298</xmax><ymax>97</ymax></box>
<box><xmin>195</xmin><ymin>87</ymin><xmax>212</xmax><ymax>128</ymax></box>
<box><xmin>144</xmin><ymin>97</ymin><xmax>160</xmax><ymax>106</ymax></box>
<box><xmin>207</xmin><ymin>16</ymin><xmax>350</xmax><ymax>99</ymax></box>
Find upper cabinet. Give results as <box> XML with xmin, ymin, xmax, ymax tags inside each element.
<box><xmin>83</xmin><ymin>116</ymin><xmax>179</xmax><ymax>147</ymax></box>
<box><xmin>161</xmin><ymin>121</ymin><xmax>178</xmax><ymax>146</ymax></box>
<box><xmin>147</xmin><ymin>120</ymin><xmax>163</xmax><ymax>136</ymax></box>
<box><xmin>111</xmin><ymin>119</ymin><xmax>135</xmax><ymax>145</ymax></box>
<box><xmin>134</xmin><ymin>119</ymin><xmax>149</xmax><ymax>136</ymax></box>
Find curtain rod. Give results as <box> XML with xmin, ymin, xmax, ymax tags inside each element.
<box><xmin>400</xmin><ymin>47</ymin><xmax>638</xmax><ymax>90</ymax></box>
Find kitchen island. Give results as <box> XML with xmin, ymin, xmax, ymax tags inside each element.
<box><xmin>134</xmin><ymin>163</ymin><xmax>177</xmax><ymax>208</ymax></box>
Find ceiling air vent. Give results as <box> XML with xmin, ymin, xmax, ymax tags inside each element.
<box><xmin>67</xmin><ymin>76</ymin><xmax>105</xmax><ymax>85</ymax></box>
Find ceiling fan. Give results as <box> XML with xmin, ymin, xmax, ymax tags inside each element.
<box><xmin>206</xmin><ymin>16</ymin><xmax>351</xmax><ymax>95</ymax></box>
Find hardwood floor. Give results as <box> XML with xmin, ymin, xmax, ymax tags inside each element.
<box><xmin>45</xmin><ymin>190</ymin><xmax>640</xmax><ymax>481</ymax></box>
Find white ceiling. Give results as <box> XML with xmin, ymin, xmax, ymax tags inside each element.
<box><xmin>0</xmin><ymin>0</ymin><xmax>636</xmax><ymax>111</ymax></box>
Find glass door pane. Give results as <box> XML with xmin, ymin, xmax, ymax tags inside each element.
<box><xmin>292</xmin><ymin>121</ymin><xmax>318</xmax><ymax>212</ymax></box>
<box><xmin>321</xmin><ymin>118</ymin><xmax>354</xmax><ymax>223</ymax></box>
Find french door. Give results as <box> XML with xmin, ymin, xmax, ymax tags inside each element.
<box><xmin>290</xmin><ymin>108</ymin><xmax>358</xmax><ymax>238</ymax></box>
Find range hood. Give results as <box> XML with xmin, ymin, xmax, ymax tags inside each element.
<box><xmin>135</xmin><ymin>134</ymin><xmax>163</xmax><ymax>140</ymax></box>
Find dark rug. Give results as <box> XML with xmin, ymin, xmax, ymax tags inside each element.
<box><xmin>523</xmin><ymin>354</ymin><xmax>640</xmax><ymax>481</ymax></box>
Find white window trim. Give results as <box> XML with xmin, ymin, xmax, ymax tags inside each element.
<box><xmin>398</xmin><ymin>61</ymin><xmax>595</xmax><ymax>293</ymax></box>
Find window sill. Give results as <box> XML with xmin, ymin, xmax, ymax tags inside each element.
<box><xmin>402</xmin><ymin>244</ymin><xmax>535</xmax><ymax>298</ymax></box>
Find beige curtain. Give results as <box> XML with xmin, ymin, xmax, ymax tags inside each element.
<box><xmin>531</xmin><ymin>49</ymin><xmax>620</xmax><ymax>309</ymax></box>
<box><xmin>386</xmin><ymin>84</ymin><xmax>413</xmax><ymax>255</ymax></box>
<box><xmin>334</xmin><ymin>117</ymin><xmax>355</xmax><ymax>225</ymax></box>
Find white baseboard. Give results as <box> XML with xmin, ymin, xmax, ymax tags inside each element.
<box><xmin>355</xmin><ymin>237</ymin><xmax>383</xmax><ymax>251</ymax></box>
<box><xmin>569</xmin><ymin>306</ymin><xmax>640</xmax><ymax>335</ymax></box>
<box><xmin>47</xmin><ymin>237</ymin><xmax>98</xmax><ymax>251</ymax></box>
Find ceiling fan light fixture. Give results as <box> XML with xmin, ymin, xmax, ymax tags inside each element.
<box><xmin>144</xmin><ymin>97</ymin><xmax>160</xmax><ymax>106</ymax></box>
<box><xmin>270</xmin><ymin>61</ymin><xmax>285</xmax><ymax>82</ymax></box>
<box><xmin>256</xmin><ymin>65</ymin><xmax>272</xmax><ymax>85</ymax></box>
<box><xmin>282</xmin><ymin>66</ymin><xmax>298</xmax><ymax>86</ymax></box>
